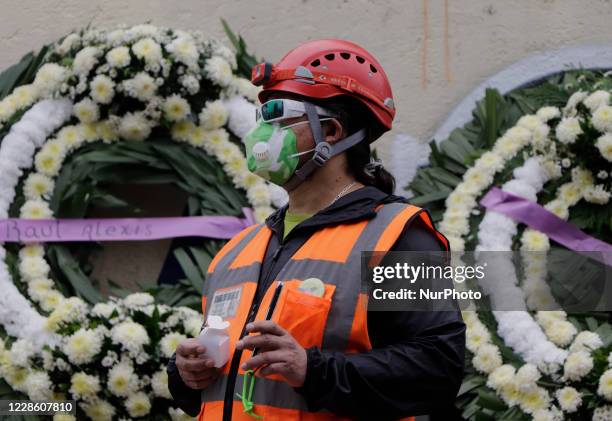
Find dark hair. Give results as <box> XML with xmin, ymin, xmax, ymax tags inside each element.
<box><xmin>310</xmin><ymin>95</ymin><xmax>396</xmax><ymax>194</ymax></box>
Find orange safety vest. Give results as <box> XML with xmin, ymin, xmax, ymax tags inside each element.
<box><xmin>198</xmin><ymin>202</ymin><xmax>449</xmax><ymax>421</ymax></box>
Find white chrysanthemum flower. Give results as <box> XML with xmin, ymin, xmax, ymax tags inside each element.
<box><xmin>247</xmin><ymin>183</ymin><xmax>272</xmax><ymax>207</ymax></box>
<box><xmin>56</xmin><ymin>33</ymin><xmax>80</xmax><ymax>55</ymax></box>
<box><xmin>3</xmin><ymin>365</ymin><xmax>29</xmax><ymax>393</ymax></box>
<box><xmin>111</xmin><ymin>321</ymin><xmax>150</xmax><ymax>354</ymax></box>
<box><xmin>24</xmin><ymin>173</ymin><xmax>54</xmax><ymax>199</ymax></box>
<box><xmin>205</xmin><ymin>56</ymin><xmax>233</xmax><ymax>87</ymax></box>
<box><xmin>544</xmin><ymin>199</ymin><xmax>568</xmax><ymax>220</ymax></box>
<box><xmin>39</xmin><ymin>290</ymin><xmax>65</xmax><ymax>312</ymax></box>
<box><xmin>124</xmin><ymin>292</ymin><xmax>154</xmax><ymax>307</ymax></box>
<box><xmin>536</xmin><ymin>106</ymin><xmax>561</xmax><ymax>122</ymax></box>
<box><xmin>20</xmin><ymin>199</ymin><xmax>53</xmax><ymax>219</ymax></box>
<box><xmin>486</xmin><ymin>364</ymin><xmax>515</xmax><ymax>391</ymax></box>
<box><xmin>9</xmin><ymin>339</ymin><xmax>36</xmax><ymax>367</ymax></box>
<box><xmin>254</xmin><ymin>206</ymin><xmax>275</xmax><ymax>223</ymax></box>
<box><xmin>167</xmin><ymin>36</ymin><xmax>199</xmax><ymax>68</ymax></box>
<box><xmin>516</xmin><ymin>363</ymin><xmax>540</xmax><ymax>387</ymax></box>
<box><xmin>19</xmin><ymin>244</ymin><xmax>45</xmax><ymax>259</ymax></box>
<box><xmin>517</xmin><ymin>115</ymin><xmax>542</xmax><ymax>132</ymax></box>
<box><xmin>571</xmin><ymin>167</ymin><xmax>595</xmax><ymax>187</ymax></box>
<box><xmin>199</xmin><ymin>100</ymin><xmax>228</xmax><ymax>130</ymax></box>
<box><xmin>96</xmin><ymin>120</ymin><xmax>119</xmax><ymax>143</ymax></box>
<box><xmin>598</xmin><ymin>170</ymin><xmax>609</xmax><ymax>179</ymax></box>
<box><xmin>584</xmin><ymin>184</ymin><xmax>611</xmax><ymax>205</ymax></box>
<box><xmin>151</xmin><ymin>369</ymin><xmax>172</xmax><ymax>399</ymax></box>
<box><xmin>124</xmin><ymin>72</ymin><xmax>157</xmax><ymax>101</ymax></box>
<box><xmin>564</xmin><ymin>91</ymin><xmax>588</xmax><ymax>114</ymax></box>
<box><xmin>132</xmin><ymin>38</ymin><xmax>162</xmax><ymax>64</ymax></box>
<box><xmin>73</xmin><ymin>98</ymin><xmax>100</xmax><ymax>123</ymax></box>
<box><xmin>547</xmin><ymin>319</ymin><xmax>578</xmax><ymax>348</ymax></box>
<box><xmin>518</xmin><ymin>386</ymin><xmax>551</xmax><ymax>415</ymax></box>
<box><xmin>521</xmin><ymin>229</ymin><xmax>549</xmax><ymax>251</ymax></box>
<box><xmin>231</xmin><ymin>76</ymin><xmax>261</xmax><ymax>102</ymax></box>
<box><xmin>19</xmin><ymin>255</ymin><xmax>50</xmax><ymax>281</ymax></box>
<box><xmin>53</xmin><ymin>414</ymin><xmax>76</xmax><ymax>421</ymax></box>
<box><xmin>125</xmin><ymin>391</ymin><xmax>151</xmax><ymax>418</ymax></box>
<box><xmin>600</xmin><ymin>369</ymin><xmax>612</xmax><ymax>401</ymax></box>
<box><xmin>106</xmin><ymin>46</ymin><xmax>131</xmax><ymax>68</ymax></box>
<box><xmin>81</xmin><ymin>399</ymin><xmax>116</xmax><ymax>421</ymax></box>
<box><xmin>73</xmin><ymin>46</ymin><xmax>101</xmax><ymax>76</ymax></box>
<box><xmin>168</xmin><ymin>406</ymin><xmax>197</xmax><ymax>421</ymax></box>
<box><xmin>160</xmin><ymin>332</ymin><xmax>187</xmax><ymax>358</ymax></box>
<box><xmin>475</xmin><ymin>151</ymin><xmax>505</xmax><ymax>173</ymax></box>
<box><xmin>171</xmin><ymin>120</ymin><xmax>196</xmax><ymax>142</ymax></box>
<box><xmin>57</xmin><ymin>125</ymin><xmax>85</xmax><ymax>149</ymax></box>
<box><xmin>163</xmin><ymin>94</ymin><xmax>191</xmax><ymax>122</ymax></box>
<box><xmin>118</xmin><ymin>111</ymin><xmax>152</xmax><ymax>141</ymax></box>
<box><xmin>90</xmin><ymin>75</ymin><xmax>115</xmax><ymax>104</ymax></box>
<box><xmin>532</xmin><ymin>407</ymin><xmax>562</xmax><ymax>421</ymax></box>
<box><xmin>64</xmin><ymin>328</ymin><xmax>103</xmax><ymax>365</ymax></box>
<box><xmin>596</xmin><ymin>133</ymin><xmax>612</xmax><ymax>162</ymax></box>
<box><xmin>33</xmin><ymin>63</ymin><xmax>69</xmax><ymax>95</ymax></box>
<box><xmin>34</xmin><ymin>150</ymin><xmax>62</xmax><ymax>176</ymax></box>
<box><xmin>13</xmin><ymin>85</ymin><xmax>36</xmax><ymax>107</ymax></box>
<box><xmin>70</xmin><ymin>372</ymin><xmax>101</xmax><ymax>400</ymax></box>
<box><xmin>555</xmin><ymin>386</ymin><xmax>581</xmax><ymax>413</ymax></box>
<box><xmin>25</xmin><ymin>371</ymin><xmax>53</xmax><ymax>400</ymax></box>
<box><xmin>107</xmin><ymin>361</ymin><xmax>138</xmax><ymax>397</ymax></box>
<box><xmin>555</xmin><ymin>116</ymin><xmax>582</xmax><ymax>144</ymax></box>
<box><xmin>472</xmin><ymin>343</ymin><xmax>502</xmax><ymax>374</ymax></box>
<box><xmin>593</xmin><ymin>106</ymin><xmax>612</xmax><ymax>133</ymax></box>
<box><xmin>184</xmin><ymin>316</ymin><xmax>204</xmax><ymax>337</ymax></box>
<box><xmin>466</xmin><ymin>323</ymin><xmax>491</xmax><ymax>353</ymax></box>
<box><xmin>563</xmin><ymin>350</ymin><xmax>594</xmax><ymax>381</ymax></box>
<box><xmin>584</xmin><ymin>90</ymin><xmax>611</xmax><ymax>111</ymax></box>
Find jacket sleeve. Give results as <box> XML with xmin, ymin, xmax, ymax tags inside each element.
<box><xmin>293</xmin><ymin>214</ymin><xmax>466</xmax><ymax>420</ymax></box>
<box><xmin>167</xmin><ymin>351</ymin><xmax>204</xmax><ymax>417</ymax></box>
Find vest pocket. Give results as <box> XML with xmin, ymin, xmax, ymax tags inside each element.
<box><xmin>273</xmin><ymin>280</ymin><xmax>335</xmax><ymax>349</ymax></box>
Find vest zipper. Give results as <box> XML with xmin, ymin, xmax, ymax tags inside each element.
<box><xmin>222</xmin><ymin>241</ymin><xmax>285</xmax><ymax>421</ymax></box>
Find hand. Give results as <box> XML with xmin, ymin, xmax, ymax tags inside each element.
<box><xmin>175</xmin><ymin>338</ymin><xmax>221</xmax><ymax>390</ymax></box>
<box><xmin>235</xmin><ymin>320</ymin><xmax>307</xmax><ymax>387</ymax></box>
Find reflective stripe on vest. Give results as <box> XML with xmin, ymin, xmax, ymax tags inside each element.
<box><xmin>198</xmin><ymin>202</ymin><xmax>447</xmax><ymax>420</ymax></box>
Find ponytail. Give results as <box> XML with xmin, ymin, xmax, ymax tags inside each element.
<box><xmin>312</xmin><ymin>96</ymin><xmax>397</xmax><ymax>195</ymax></box>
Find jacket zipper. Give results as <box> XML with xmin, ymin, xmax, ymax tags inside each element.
<box><xmin>222</xmin><ymin>240</ymin><xmax>285</xmax><ymax>421</ymax></box>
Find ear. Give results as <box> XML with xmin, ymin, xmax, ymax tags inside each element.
<box><xmin>323</xmin><ymin>118</ymin><xmax>345</xmax><ymax>144</ymax></box>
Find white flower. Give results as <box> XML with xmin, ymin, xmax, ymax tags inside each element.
<box><xmin>57</xmin><ymin>125</ymin><xmax>84</xmax><ymax>149</ymax></box>
<box><xmin>163</xmin><ymin>94</ymin><xmax>191</xmax><ymax>121</ymax></box>
<box><xmin>546</xmin><ymin>319</ymin><xmax>578</xmax><ymax>346</ymax></box>
<box><xmin>56</xmin><ymin>33</ymin><xmax>80</xmax><ymax>55</ymax></box>
<box><xmin>12</xmin><ymin>85</ymin><xmax>36</xmax><ymax>107</ymax></box>
<box><xmin>25</xmin><ymin>371</ymin><xmax>53</xmax><ymax>400</ymax></box>
<box><xmin>24</xmin><ymin>173</ymin><xmax>54</xmax><ymax>199</ymax></box>
<box><xmin>169</xmin><ymin>406</ymin><xmax>197</xmax><ymax>421</ymax></box>
<box><xmin>90</xmin><ymin>75</ymin><xmax>115</xmax><ymax>104</ymax></box>
<box><xmin>600</xmin><ymin>369</ymin><xmax>612</xmax><ymax>401</ymax></box>
<box><xmin>544</xmin><ymin>199</ymin><xmax>568</xmax><ymax>220</ymax></box>
<box><xmin>584</xmin><ymin>184</ymin><xmax>611</xmax><ymax>205</ymax></box>
<box><xmin>596</xmin><ymin>133</ymin><xmax>612</xmax><ymax>162</ymax></box>
<box><xmin>555</xmin><ymin>386</ymin><xmax>581</xmax><ymax>413</ymax></box>
<box><xmin>70</xmin><ymin>372</ymin><xmax>101</xmax><ymax>400</ymax></box>
<box><xmin>593</xmin><ymin>106</ymin><xmax>612</xmax><ymax>133</ymax></box>
<box><xmin>594</xmin><ymin>405</ymin><xmax>612</xmax><ymax>421</ymax></box>
<box><xmin>64</xmin><ymin>328</ymin><xmax>103</xmax><ymax>365</ymax></box>
<box><xmin>584</xmin><ymin>90</ymin><xmax>611</xmax><ymax>111</ymax></box>
<box><xmin>517</xmin><ymin>115</ymin><xmax>542</xmax><ymax>132</ymax></box>
<box><xmin>466</xmin><ymin>322</ymin><xmax>491</xmax><ymax>353</ymax></box>
<box><xmin>185</xmin><ymin>316</ymin><xmax>204</xmax><ymax>337</ymax></box>
<box><xmin>81</xmin><ymin>399</ymin><xmax>116</xmax><ymax>421</ymax></box>
<box><xmin>151</xmin><ymin>369</ymin><xmax>172</xmax><ymax>399</ymax></box>
<box><xmin>564</xmin><ymin>91</ymin><xmax>588</xmax><ymax>113</ymax></box>
<box><xmin>9</xmin><ymin>339</ymin><xmax>36</xmax><ymax>367</ymax></box>
<box><xmin>167</xmin><ymin>36</ymin><xmax>199</xmax><ymax>68</ymax></box>
<box><xmin>205</xmin><ymin>56</ymin><xmax>233</xmax><ymax>87</ymax></box>
<box><xmin>107</xmin><ymin>361</ymin><xmax>139</xmax><ymax>397</ymax></box>
<box><xmin>472</xmin><ymin>343</ymin><xmax>502</xmax><ymax>374</ymax></box>
<box><xmin>106</xmin><ymin>46</ymin><xmax>131</xmax><ymax>68</ymax></box>
<box><xmin>124</xmin><ymin>292</ymin><xmax>155</xmax><ymax>307</ymax></box>
<box><xmin>486</xmin><ymin>364</ymin><xmax>515</xmax><ymax>391</ymax></box>
<box><xmin>555</xmin><ymin>117</ymin><xmax>582</xmax><ymax>144</ymax></box>
<box><xmin>110</xmin><ymin>321</ymin><xmax>150</xmax><ymax>354</ymax></box>
<box><xmin>532</xmin><ymin>407</ymin><xmax>562</xmax><ymax>421</ymax></box>
<box><xmin>516</xmin><ymin>363</ymin><xmax>540</xmax><ymax>386</ymax></box>
<box><xmin>199</xmin><ymin>100</ymin><xmax>228</xmax><ymax>129</ymax></box>
<box><xmin>518</xmin><ymin>386</ymin><xmax>551</xmax><ymax>415</ymax></box>
<box><xmin>125</xmin><ymin>391</ymin><xmax>151</xmax><ymax>417</ymax></box>
<box><xmin>73</xmin><ymin>46</ymin><xmax>101</xmax><ymax>76</ymax></box>
<box><xmin>563</xmin><ymin>350</ymin><xmax>594</xmax><ymax>381</ymax></box>
<box><xmin>123</xmin><ymin>72</ymin><xmax>157</xmax><ymax>101</ymax></box>
<box><xmin>132</xmin><ymin>38</ymin><xmax>162</xmax><ymax>63</ymax></box>
<box><xmin>118</xmin><ymin>111</ymin><xmax>152</xmax><ymax>141</ymax></box>
<box><xmin>73</xmin><ymin>98</ymin><xmax>100</xmax><ymax>123</ymax></box>
<box><xmin>536</xmin><ymin>106</ymin><xmax>561</xmax><ymax>122</ymax></box>
<box><xmin>33</xmin><ymin>63</ymin><xmax>69</xmax><ymax>95</ymax></box>
<box><xmin>160</xmin><ymin>332</ymin><xmax>187</xmax><ymax>358</ymax></box>
<box><xmin>20</xmin><ymin>199</ymin><xmax>53</xmax><ymax>219</ymax></box>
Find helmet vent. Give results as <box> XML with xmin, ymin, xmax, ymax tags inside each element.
<box><xmin>340</xmin><ymin>52</ymin><xmax>351</xmax><ymax>60</ymax></box>
<box><xmin>356</xmin><ymin>56</ymin><xmax>365</xmax><ymax>64</ymax></box>
<box><xmin>369</xmin><ymin>64</ymin><xmax>378</xmax><ymax>73</ymax></box>
<box><xmin>310</xmin><ymin>59</ymin><xmax>321</xmax><ymax>67</ymax></box>
<box><xmin>324</xmin><ymin>53</ymin><xmax>335</xmax><ymax>61</ymax></box>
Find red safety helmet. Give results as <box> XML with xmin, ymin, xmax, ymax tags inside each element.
<box><xmin>251</xmin><ymin>39</ymin><xmax>395</xmax><ymax>134</ymax></box>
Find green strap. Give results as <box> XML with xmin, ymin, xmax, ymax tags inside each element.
<box><xmin>235</xmin><ymin>369</ymin><xmax>262</xmax><ymax>419</ymax></box>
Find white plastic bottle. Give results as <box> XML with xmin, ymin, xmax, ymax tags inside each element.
<box><xmin>197</xmin><ymin>315</ymin><xmax>230</xmax><ymax>368</ymax></box>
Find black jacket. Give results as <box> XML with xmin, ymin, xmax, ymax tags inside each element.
<box><xmin>167</xmin><ymin>186</ymin><xmax>466</xmax><ymax>420</ymax></box>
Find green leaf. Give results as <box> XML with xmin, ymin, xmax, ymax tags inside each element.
<box><xmin>174</xmin><ymin>248</ymin><xmax>204</xmax><ymax>292</ymax></box>
<box><xmin>49</xmin><ymin>245</ymin><xmax>103</xmax><ymax>303</ymax></box>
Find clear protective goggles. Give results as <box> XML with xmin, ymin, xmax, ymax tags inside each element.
<box><xmin>255</xmin><ymin>98</ymin><xmax>338</xmax><ymax>124</ymax></box>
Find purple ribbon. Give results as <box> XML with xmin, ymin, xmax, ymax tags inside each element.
<box><xmin>0</xmin><ymin>207</ymin><xmax>257</xmax><ymax>243</ymax></box>
<box><xmin>480</xmin><ymin>187</ymin><xmax>612</xmax><ymax>266</ymax></box>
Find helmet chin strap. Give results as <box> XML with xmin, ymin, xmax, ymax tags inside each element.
<box><xmin>282</xmin><ymin>101</ymin><xmax>366</xmax><ymax>192</ymax></box>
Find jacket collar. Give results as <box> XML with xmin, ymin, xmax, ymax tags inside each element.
<box><xmin>264</xmin><ymin>185</ymin><xmax>408</xmax><ymax>240</ymax></box>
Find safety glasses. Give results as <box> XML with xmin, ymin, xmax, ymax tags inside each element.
<box><xmin>255</xmin><ymin>98</ymin><xmax>337</xmax><ymax>123</ymax></box>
